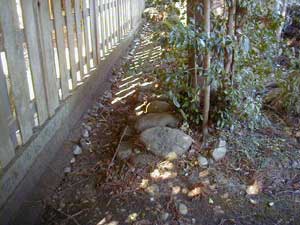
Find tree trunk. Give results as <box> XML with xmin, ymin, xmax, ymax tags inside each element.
<box><xmin>276</xmin><ymin>0</ymin><xmax>287</xmax><ymax>41</ymax></box>
<box><xmin>224</xmin><ymin>0</ymin><xmax>236</xmax><ymax>75</ymax></box>
<box><xmin>187</xmin><ymin>0</ymin><xmax>197</xmax><ymax>87</ymax></box>
<box><xmin>202</xmin><ymin>0</ymin><xmax>211</xmax><ymax>142</ymax></box>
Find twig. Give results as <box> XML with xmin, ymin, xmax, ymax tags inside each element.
<box><xmin>48</xmin><ymin>204</ymin><xmax>82</xmax><ymax>225</ymax></box>
<box><xmin>107</xmin><ymin>126</ymin><xmax>129</xmax><ymax>171</ymax></box>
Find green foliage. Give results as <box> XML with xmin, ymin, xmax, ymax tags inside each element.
<box><xmin>150</xmin><ymin>0</ymin><xmax>282</xmax><ymax>130</ymax></box>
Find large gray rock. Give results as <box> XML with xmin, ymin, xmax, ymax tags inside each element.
<box><xmin>135</xmin><ymin>113</ymin><xmax>179</xmax><ymax>132</ymax></box>
<box><xmin>140</xmin><ymin>127</ymin><xmax>193</xmax><ymax>158</ymax></box>
<box><xmin>146</xmin><ymin>100</ymin><xmax>172</xmax><ymax>113</ymax></box>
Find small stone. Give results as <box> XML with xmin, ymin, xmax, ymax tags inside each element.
<box><xmin>268</xmin><ymin>202</ymin><xmax>275</xmax><ymax>207</ymax></box>
<box><xmin>161</xmin><ymin>212</ymin><xmax>169</xmax><ymax>221</ymax></box>
<box><xmin>82</xmin><ymin>129</ymin><xmax>89</xmax><ymax>138</ymax></box>
<box><xmin>192</xmin><ymin>218</ymin><xmax>196</xmax><ymax>224</ymax></box>
<box><xmin>146</xmin><ymin>100</ymin><xmax>172</xmax><ymax>113</ymax></box>
<box><xmin>73</xmin><ymin>145</ymin><xmax>82</xmax><ymax>155</ymax></box>
<box><xmin>64</xmin><ymin>167</ymin><xmax>71</xmax><ymax>173</ymax></box>
<box><xmin>296</xmin><ymin>132</ymin><xmax>300</xmax><ymax>138</ymax></box>
<box><xmin>70</xmin><ymin>157</ymin><xmax>76</xmax><ymax>164</ymax></box>
<box><xmin>178</xmin><ymin>203</ymin><xmax>188</xmax><ymax>215</ymax></box>
<box><xmin>198</xmin><ymin>155</ymin><xmax>209</xmax><ymax>167</ymax></box>
<box><xmin>212</xmin><ymin>140</ymin><xmax>227</xmax><ymax>161</ymax></box>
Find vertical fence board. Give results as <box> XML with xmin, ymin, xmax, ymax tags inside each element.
<box><xmin>82</xmin><ymin>0</ymin><xmax>90</xmax><ymax>72</ymax></box>
<box><xmin>53</xmin><ymin>0</ymin><xmax>70</xmax><ymax>99</ymax></box>
<box><xmin>89</xmin><ymin>0</ymin><xmax>97</xmax><ymax>64</ymax></box>
<box><xmin>99</xmin><ymin>0</ymin><xmax>107</xmax><ymax>55</ymax></box>
<box><xmin>0</xmin><ymin>0</ymin><xmax>33</xmax><ymax>143</ymax></box>
<box><xmin>109</xmin><ymin>0</ymin><xmax>115</xmax><ymax>46</ymax></box>
<box><xmin>116</xmin><ymin>0</ymin><xmax>121</xmax><ymax>42</ymax></box>
<box><xmin>75</xmin><ymin>0</ymin><xmax>85</xmax><ymax>77</ymax></box>
<box><xmin>104</xmin><ymin>0</ymin><xmax>111</xmax><ymax>50</ymax></box>
<box><xmin>65</xmin><ymin>0</ymin><xmax>78</xmax><ymax>90</ymax></box>
<box><xmin>113</xmin><ymin>0</ymin><xmax>117</xmax><ymax>44</ymax></box>
<box><xmin>21</xmin><ymin>0</ymin><xmax>49</xmax><ymax>125</ymax></box>
<box><xmin>36</xmin><ymin>0</ymin><xmax>59</xmax><ymax>116</ymax></box>
<box><xmin>0</xmin><ymin>79</ymin><xmax>15</xmax><ymax>169</ymax></box>
<box><xmin>93</xmin><ymin>0</ymin><xmax>102</xmax><ymax>61</ymax></box>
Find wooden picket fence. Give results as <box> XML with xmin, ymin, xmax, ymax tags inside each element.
<box><xmin>0</xmin><ymin>0</ymin><xmax>145</xmax><ymax>169</ymax></box>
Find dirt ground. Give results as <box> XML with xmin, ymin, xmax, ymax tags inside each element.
<box><xmin>38</xmin><ymin>23</ymin><xmax>300</xmax><ymax>225</ymax></box>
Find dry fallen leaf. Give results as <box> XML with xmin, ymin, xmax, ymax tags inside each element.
<box><xmin>246</xmin><ymin>180</ymin><xmax>262</xmax><ymax>195</ymax></box>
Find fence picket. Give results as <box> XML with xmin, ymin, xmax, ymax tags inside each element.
<box><xmin>36</xmin><ymin>0</ymin><xmax>59</xmax><ymax>116</ymax></box>
<box><xmin>75</xmin><ymin>0</ymin><xmax>85</xmax><ymax>77</ymax></box>
<box><xmin>93</xmin><ymin>0</ymin><xmax>102</xmax><ymax>61</ymax></box>
<box><xmin>65</xmin><ymin>0</ymin><xmax>78</xmax><ymax>90</ymax></box>
<box><xmin>53</xmin><ymin>0</ymin><xmax>70</xmax><ymax>98</ymax></box>
<box><xmin>0</xmin><ymin>0</ymin><xmax>33</xmax><ymax>143</ymax></box>
<box><xmin>0</xmin><ymin>76</ymin><xmax>15</xmax><ymax>169</ymax></box>
<box><xmin>99</xmin><ymin>0</ymin><xmax>107</xmax><ymax>55</ymax></box>
<box><xmin>89</xmin><ymin>0</ymin><xmax>98</xmax><ymax>64</ymax></box>
<box><xmin>21</xmin><ymin>0</ymin><xmax>48</xmax><ymax>125</ymax></box>
<box><xmin>82</xmin><ymin>0</ymin><xmax>91</xmax><ymax>72</ymax></box>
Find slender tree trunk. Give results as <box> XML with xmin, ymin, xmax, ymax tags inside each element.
<box><xmin>202</xmin><ymin>0</ymin><xmax>211</xmax><ymax>142</ymax></box>
<box><xmin>187</xmin><ymin>0</ymin><xmax>197</xmax><ymax>87</ymax></box>
<box><xmin>224</xmin><ymin>0</ymin><xmax>236</xmax><ymax>75</ymax></box>
<box><xmin>276</xmin><ymin>0</ymin><xmax>288</xmax><ymax>41</ymax></box>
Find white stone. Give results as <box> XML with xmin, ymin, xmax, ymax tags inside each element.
<box><xmin>178</xmin><ymin>203</ymin><xmax>188</xmax><ymax>215</ymax></box>
<box><xmin>212</xmin><ymin>140</ymin><xmax>227</xmax><ymax>161</ymax></box>
<box><xmin>70</xmin><ymin>157</ymin><xmax>76</xmax><ymax>164</ymax></box>
<box><xmin>64</xmin><ymin>167</ymin><xmax>71</xmax><ymax>173</ymax></box>
<box><xmin>82</xmin><ymin>129</ymin><xmax>89</xmax><ymax>138</ymax></box>
<box><xmin>198</xmin><ymin>155</ymin><xmax>209</xmax><ymax>167</ymax></box>
<box><xmin>73</xmin><ymin>145</ymin><xmax>82</xmax><ymax>155</ymax></box>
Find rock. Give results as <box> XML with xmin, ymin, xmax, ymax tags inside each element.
<box><xmin>146</xmin><ymin>100</ymin><xmax>172</xmax><ymax>113</ymax></box>
<box><xmin>70</xmin><ymin>157</ymin><xmax>76</xmax><ymax>164</ymax></box>
<box><xmin>82</xmin><ymin>129</ymin><xmax>89</xmax><ymax>138</ymax></box>
<box><xmin>117</xmin><ymin>142</ymin><xmax>133</xmax><ymax>160</ymax></box>
<box><xmin>178</xmin><ymin>203</ymin><xmax>188</xmax><ymax>215</ymax></box>
<box><xmin>296</xmin><ymin>131</ymin><xmax>300</xmax><ymax>138</ymax></box>
<box><xmin>198</xmin><ymin>155</ymin><xmax>209</xmax><ymax>167</ymax></box>
<box><xmin>64</xmin><ymin>167</ymin><xmax>71</xmax><ymax>174</ymax></box>
<box><xmin>212</xmin><ymin>140</ymin><xmax>227</xmax><ymax>161</ymax></box>
<box><xmin>161</xmin><ymin>212</ymin><xmax>169</xmax><ymax>221</ymax></box>
<box><xmin>103</xmin><ymin>90</ymin><xmax>112</xmax><ymax>99</ymax></box>
<box><xmin>140</xmin><ymin>127</ymin><xmax>193</xmax><ymax>158</ymax></box>
<box><xmin>73</xmin><ymin>145</ymin><xmax>82</xmax><ymax>155</ymax></box>
<box><xmin>135</xmin><ymin>113</ymin><xmax>180</xmax><ymax>132</ymax></box>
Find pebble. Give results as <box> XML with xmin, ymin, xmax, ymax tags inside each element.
<box><xmin>161</xmin><ymin>212</ymin><xmax>169</xmax><ymax>221</ymax></box>
<box><xmin>178</xmin><ymin>203</ymin><xmax>188</xmax><ymax>215</ymax></box>
<box><xmin>70</xmin><ymin>157</ymin><xmax>76</xmax><ymax>164</ymax></box>
<box><xmin>73</xmin><ymin>145</ymin><xmax>83</xmax><ymax>155</ymax></box>
<box><xmin>198</xmin><ymin>155</ymin><xmax>209</xmax><ymax>167</ymax></box>
<box><xmin>64</xmin><ymin>167</ymin><xmax>71</xmax><ymax>174</ymax></box>
<box><xmin>212</xmin><ymin>139</ymin><xmax>227</xmax><ymax>161</ymax></box>
<box><xmin>82</xmin><ymin>129</ymin><xmax>89</xmax><ymax>138</ymax></box>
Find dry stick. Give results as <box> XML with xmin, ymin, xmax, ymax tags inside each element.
<box><xmin>48</xmin><ymin>204</ymin><xmax>82</xmax><ymax>225</ymax></box>
<box><xmin>107</xmin><ymin>126</ymin><xmax>128</xmax><ymax>171</ymax></box>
